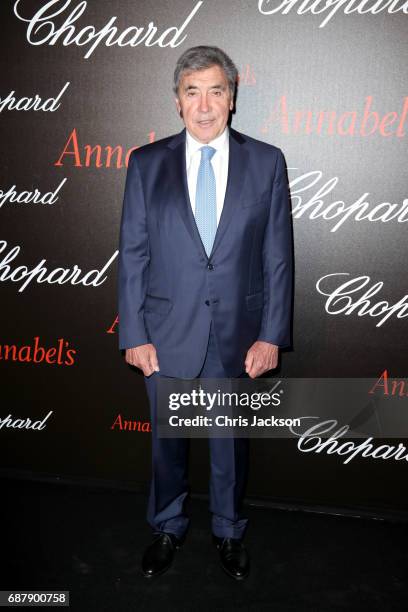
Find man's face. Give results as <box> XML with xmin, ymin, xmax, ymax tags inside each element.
<box><xmin>175</xmin><ymin>64</ymin><xmax>234</xmax><ymax>144</ymax></box>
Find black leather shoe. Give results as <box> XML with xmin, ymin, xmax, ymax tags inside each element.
<box><xmin>141</xmin><ymin>532</ymin><xmax>182</xmax><ymax>578</ymax></box>
<box><xmin>213</xmin><ymin>535</ymin><xmax>250</xmax><ymax>580</ymax></box>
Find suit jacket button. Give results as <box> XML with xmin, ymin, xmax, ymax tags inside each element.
<box><xmin>205</xmin><ymin>300</ymin><xmax>210</xmax><ymax>306</ymax></box>
<box><xmin>207</xmin><ymin>263</ymin><xmax>214</xmax><ymax>270</ymax></box>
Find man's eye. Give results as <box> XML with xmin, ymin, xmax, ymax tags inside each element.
<box><xmin>213</xmin><ymin>91</ymin><xmax>222</xmax><ymax>96</ymax></box>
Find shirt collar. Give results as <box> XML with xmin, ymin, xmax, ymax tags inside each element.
<box><xmin>186</xmin><ymin>126</ymin><xmax>229</xmax><ymax>161</ymax></box>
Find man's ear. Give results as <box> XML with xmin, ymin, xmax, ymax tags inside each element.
<box><xmin>175</xmin><ymin>98</ymin><xmax>182</xmax><ymax>118</ymax></box>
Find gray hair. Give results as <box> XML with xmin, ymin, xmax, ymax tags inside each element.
<box><xmin>173</xmin><ymin>46</ymin><xmax>238</xmax><ymax>97</ymax></box>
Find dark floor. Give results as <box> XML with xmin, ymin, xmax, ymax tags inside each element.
<box><xmin>2</xmin><ymin>479</ymin><xmax>408</xmax><ymax>611</ymax></box>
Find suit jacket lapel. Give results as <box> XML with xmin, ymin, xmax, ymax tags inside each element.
<box><xmin>210</xmin><ymin>128</ymin><xmax>248</xmax><ymax>258</ymax></box>
<box><xmin>166</xmin><ymin>129</ymin><xmax>208</xmax><ymax>259</ymax></box>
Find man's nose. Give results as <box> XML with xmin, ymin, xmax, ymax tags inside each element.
<box><xmin>198</xmin><ymin>94</ymin><xmax>210</xmax><ymax>113</ymax></box>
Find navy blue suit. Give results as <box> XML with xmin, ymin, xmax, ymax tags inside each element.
<box><xmin>118</xmin><ymin>127</ymin><xmax>293</xmax><ymax>538</ymax></box>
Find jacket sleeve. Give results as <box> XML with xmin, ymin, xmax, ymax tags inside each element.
<box><xmin>257</xmin><ymin>148</ymin><xmax>293</xmax><ymax>348</ymax></box>
<box><xmin>117</xmin><ymin>151</ymin><xmax>150</xmax><ymax>350</ymax></box>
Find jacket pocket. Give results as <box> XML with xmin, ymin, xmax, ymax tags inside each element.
<box><xmin>245</xmin><ymin>291</ymin><xmax>264</xmax><ymax>311</ymax></box>
<box><xmin>144</xmin><ymin>294</ymin><xmax>172</xmax><ymax>315</ymax></box>
<box><xmin>241</xmin><ymin>197</ymin><xmax>269</xmax><ymax>209</ymax></box>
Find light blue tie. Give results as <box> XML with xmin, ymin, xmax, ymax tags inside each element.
<box><xmin>195</xmin><ymin>146</ymin><xmax>217</xmax><ymax>257</ymax></box>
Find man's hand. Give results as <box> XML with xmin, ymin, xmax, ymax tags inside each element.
<box><xmin>125</xmin><ymin>343</ymin><xmax>160</xmax><ymax>377</ymax></box>
<box><xmin>244</xmin><ymin>341</ymin><xmax>279</xmax><ymax>378</ymax></box>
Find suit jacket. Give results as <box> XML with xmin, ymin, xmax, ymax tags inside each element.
<box><xmin>118</xmin><ymin>127</ymin><xmax>293</xmax><ymax>378</ymax></box>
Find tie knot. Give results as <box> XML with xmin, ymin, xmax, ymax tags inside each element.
<box><xmin>200</xmin><ymin>145</ymin><xmax>216</xmax><ymax>161</ymax></box>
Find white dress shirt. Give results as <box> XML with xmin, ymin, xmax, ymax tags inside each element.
<box><xmin>185</xmin><ymin>127</ymin><xmax>229</xmax><ymax>226</ymax></box>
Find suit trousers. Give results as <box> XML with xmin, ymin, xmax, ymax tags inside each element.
<box><xmin>144</xmin><ymin>321</ymin><xmax>250</xmax><ymax>540</ymax></box>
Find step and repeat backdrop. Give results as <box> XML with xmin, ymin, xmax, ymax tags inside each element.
<box><xmin>1</xmin><ymin>0</ymin><xmax>407</xmax><ymax>516</ymax></box>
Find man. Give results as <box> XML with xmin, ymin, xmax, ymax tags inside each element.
<box><xmin>118</xmin><ymin>46</ymin><xmax>293</xmax><ymax>580</ymax></box>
